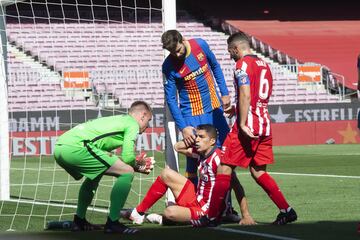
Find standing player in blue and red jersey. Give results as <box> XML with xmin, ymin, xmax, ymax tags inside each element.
<box><xmin>162</xmin><ymin>29</ymin><xmax>230</xmax><ymax>162</ymax></box>
<box><xmin>198</xmin><ymin>31</ymin><xmax>297</xmax><ymax>227</ymax></box>
<box><xmin>161</xmin><ymin>30</ymin><xmax>255</xmax><ymax>225</ymax></box>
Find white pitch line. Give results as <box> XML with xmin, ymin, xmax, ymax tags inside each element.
<box><xmin>236</xmin><ymin>172</ymin><xmax>360</xmax><ymax>179</ymax></box>
<box><xmin>215</xmin><ymin>227</ymin><xmax>300</xmax><ymax>240</ymax></box>
<box><xmin>11</xmin><ymin>172</ymin><xmax>360</xmax><ymax>188</ymax></box>
<box><xmin>7</xmin><ymin>199</ymin><xmax>108</xmax><ymax>213</ymax></box>
<box><xmin>268</xmin><ymin>172</ymin><xmax>360</xmax><ymax>179</ymax></box>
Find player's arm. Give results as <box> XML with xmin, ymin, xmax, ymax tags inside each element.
<box><xmin>231</xmin><ymin>172</ymin><xmax>256</xmax><ymax>225</ymax></box>
<box><xmin>199</xmin><ymin>39</ymin><xmax>230</xmax><ymax>109</ymax></box>
<box><xmin>174</xmin><ymin>140</ymin><xmax>192</xmax><ymax>156</ymax></box>
<box><xmin>162</xmin><ymin>69</ymin><xmax>187</xmax><ymax>131</ymax></box>
<box><xmin>120</xmin><ymin>123</ymin><xmax>139</xmax><ymax>166</ymax></box>
<box><xmin>238</xmin><ymin>84</ymin><xmax>251</xmax><ymax>130</ymax></box>
<box><xmin>163</xmin><ymin>66</ymin><xmax>196</xmax><ymax>146</ymax></box>
<box><xmin>357</xmin><ymin>54</ymin><xmax>360</xmax><ymax>93</ymax></box>
<box><xmin>236</xmin><ymin>68</ymin><xmax>258</xmax><ymax>139</ymax></box>
<box><xmin>174</xmin><ymin>140</ymin><xmax>199</xmax><ymax>158</ymax></box>
<box><xmin>121</xmin><ymin>121</ymin><xmax>155</xmax><ymax>174</ymax></box>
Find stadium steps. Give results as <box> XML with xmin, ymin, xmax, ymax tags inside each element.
<box><xmin>8</xmin><ymin>42</ymin><xmax>100</xmax><ymax>109</ymax></box>
<box><xmin>7</xmin><ymin>44</ymin><xmax>97</xmax><ymax>111</ymax></box>
<box><xmin>180</xmin><ymin>20</ymin><xmax>342</xmax><ymax>104</ymax></box>
<box><xmin>8</xmin><ymin>44</ymin><xmax>61</xmax><ymax>83</ymax></box>
<box><xmin>6</xmin><ymin>16</ymin><xmax>350</xmax><ymax>107</ymax></box>
<box><xmin>221</xmin><ymin>20</ymin><xmax>358</xmax><ymax>97</ymax></box>
<box><xmin>93</xmin><ymin>91</ymin><xmax>121</xmax><ymax>109</ymax></box>
<box><xmin>177</xmin><ymin>15</ymin><xmax>344</xmax><ymax>104</ymax></box>
<box><xmin>210</xmin><ymin>21</ymin><xmax>350</xmax><ymax>103</ymax></box>
<box><xmin>259</xmin><ymin>55</ymin><xmax>346</xmax><ymax>104</ymax></box>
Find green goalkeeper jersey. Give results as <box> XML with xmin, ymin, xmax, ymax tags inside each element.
<box><xmin>56</xmin><ymin>115</ymin><xmax>139</xmax><ymax>165</ymax></box>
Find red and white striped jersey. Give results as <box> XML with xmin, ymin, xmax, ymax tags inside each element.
<box><xmin>196</xmin><ymin>147</ymin><xmax>221</xmax><ymax>212</ymax></box>
<box><xmin>233</xmin><ymin>55</ymin><xmax>273</xmax><ymax>136</ymax></box>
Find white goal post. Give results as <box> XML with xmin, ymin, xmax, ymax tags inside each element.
<box><xmin>0</xmin><ymin>1</ymin><xmax>10</xmax><ymax>201</ymax></box>
<box><xmin>162</xmin><ymin>0</ymin><xmax>179</xmax><ymax>204</ymax></box>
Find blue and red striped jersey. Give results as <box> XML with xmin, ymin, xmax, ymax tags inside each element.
<box><xmin>163</xmin><ymin>38</ymin><xmax>229</xmax><ymax>130</ymax></box>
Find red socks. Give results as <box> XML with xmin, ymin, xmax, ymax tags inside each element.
<box><xmin>136</xmin><ymin>176</ymin><xmax>167</xmax><ymax>213</ymax></box>
<box><xmin>256</xmin><ymin>172</ymin><xmax>289</xmax><ymax>210</ymax></box>
<box><xmin>207</xmin><ymin>174</ymin><xmax>231</xmax><ymax>219</ymax></box>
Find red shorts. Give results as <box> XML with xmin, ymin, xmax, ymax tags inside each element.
<box><xmin>175</xmin><ymin>180</ymin><xmax>204</xmax><ymax>220</ymax></box>
<box><xmin>222</xmin><ymin>130</ymin><xmax>274</xmax><ymax>168</ymax></box>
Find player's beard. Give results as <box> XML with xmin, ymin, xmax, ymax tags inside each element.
<box><xmin>178</xmin><ymin>43</ymin><xmax>187</xmax><ymax>60</ymax></box>
<box><xmin>179</xmin><ymin>50</ymin><xmax>186</xmax><ymax>60</ymax></box>
<box><xmin>195</xmin><ymin>143</ymin><xmax>202</xmax><ymax>153</ymax></box>
<box><xmin>231</xmin><ymin>54</ymin><xmax>240</xmax><ymax>62</ymax></box>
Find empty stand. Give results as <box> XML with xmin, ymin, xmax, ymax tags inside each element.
<box><xmin>7</xmin><ymin>50</ymin><xmax>96</xmax><ymax>111</ymax></box>
<box><xmin>6</xmin><ymin>17</ymin><xmax>350</xmax><ymax>111</ymax></box>
<box><xmin>226</xmin><ymin>20</ymin><xmax>360</xmax><ymax>90</ymax></box>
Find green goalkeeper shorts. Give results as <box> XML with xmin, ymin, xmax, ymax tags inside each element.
<box><xmin>54</xmin><ymin>141</ymin><xmax>119</xmax><ymax>180</ymax></box>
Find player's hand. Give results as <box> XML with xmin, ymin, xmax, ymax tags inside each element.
<box><xmin>221</xmin><ymin>95</ymin><xmax>231</xmax><ymax>110</ymax></box>
<box><xmin>240</xmin><ymin>125</ymin><xmax>259</xmax><ymax>139</ymax></box>
<box><xmin>182</xmin><ymin>126</ymin><xmax>196</xmax><ymax>147</ymax></box>
<box><xmin>134</xmin><ymin>152</ymin><xmax>155</xmax><ymax>174</ymax></box>
<box><xmin>223</xmin><ymin>105</ymin><xmax>235</xmax><ymax>118</ymax></box>
<box><xmin>239</xmin><ymin>215</ymin><xmax>257</xmax><ymax>226</ymax></box>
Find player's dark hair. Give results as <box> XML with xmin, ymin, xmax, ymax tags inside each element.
<box><xmin>197</xmin><ymin>124</ymin><xmax>218</xmax><ymax>140</ymax></box>
<box><xmin>129</xmin><ymin>100</ymin><xmax>152</xmax><ymax>114</ymax></box>
<box><xmin>161</xmin><ymin>30</ymin><xmax>183</xmax><ymax>51</ymax></box>
<box><xmin>227</xmin><ymin>31</ymin><xmax>250</xmax><ymax>45</ymax></box>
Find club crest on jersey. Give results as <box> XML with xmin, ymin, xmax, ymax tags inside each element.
<box><xmin>200</xmin><ymin>174</ymin><xmax>209</xmax><ymax>182</ymax></box>
<box><xmin>221</xmin><ymin>146</ymin><xmax>226</xmax><ymax>154</ymax></box>
<box><xmin>234</xmin><ymin>69</ymin><xmax>250</xmax><ymax>85</ymax></box>
<box><xmin>196</xmin><ymin>52</ymin><xmax>204</xmax><ymax>61</ymax></box>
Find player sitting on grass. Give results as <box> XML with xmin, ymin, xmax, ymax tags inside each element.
<box><xmin>54</xmin><ymin>100</ymin><xmax>155</xmax><ymax>234</ymax></box>
<box><xmin>127</xmin><ymin>124</ymin><xmax>255</xmax><ymax>226</ymax></box>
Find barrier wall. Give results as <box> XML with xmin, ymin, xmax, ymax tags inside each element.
<box><xmin>8</xmin><ymin>103</ymin><xmax>360</xmax><ymax>156</ymax></box>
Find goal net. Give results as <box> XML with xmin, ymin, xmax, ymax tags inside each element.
<box><xmin>0</xmin><ymin>0</ymin><xmax>171</xmax><ymax>231</ymax></box>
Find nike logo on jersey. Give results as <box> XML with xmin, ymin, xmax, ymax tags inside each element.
<box><xmin>179</xmin><ymin>68</ymin><xmax>186</xmax><ymax>74</ymax></box>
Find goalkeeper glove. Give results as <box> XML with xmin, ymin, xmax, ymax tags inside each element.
<box><xmin>134</xmin><ymin>152</ymin><xmax>155</xmax><ymax>174</ymax></box>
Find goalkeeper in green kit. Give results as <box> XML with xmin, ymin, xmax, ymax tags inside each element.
<box><xmin>54</xmin><ymin>101</ymin><xmax>154</xmax><ymax>234</ymax></box>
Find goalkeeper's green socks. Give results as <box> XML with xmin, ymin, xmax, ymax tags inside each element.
<box><xmin>109</xmin><ymin>173</ymin><xmax>134</xmax><ymax>221</ymax></box>
<box><xmin>76</xmin><ymin>177</ymin><xmax>101</xmax><ymax>219</ymax></box>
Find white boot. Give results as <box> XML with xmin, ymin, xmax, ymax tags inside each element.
<box><xmin>129</xmin><ymin>208</ymin><xmax>145</xmax><ymax>225</ymax></box>
<box><xmin>146</xmin><ymin>213</ymin><xmax>163</xmax><ymax>225</ymax></box>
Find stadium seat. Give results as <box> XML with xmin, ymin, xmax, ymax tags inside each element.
<box><xmin>6</xmin><ymin>14</ymin><xmax>351</xmax><ymax>110</ymax></box>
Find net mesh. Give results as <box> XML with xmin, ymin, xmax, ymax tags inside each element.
<box><xmin>0</xmin><ymin>0</ymin><xmax>166</xmax><ymax>231</ymax></box>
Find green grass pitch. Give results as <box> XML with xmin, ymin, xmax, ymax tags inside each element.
<box><xmin>0</xmin><ymin>144</ymin><xmax>359</xmax><ymax>240</ymax></box>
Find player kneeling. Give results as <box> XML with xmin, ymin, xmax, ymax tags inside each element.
<box><xmin>53</xmin><ymin>101</ymin><xmax>155</xmax><ymax>234</ymax></box>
